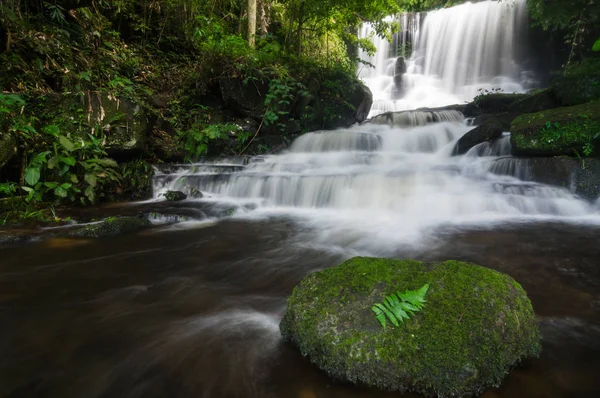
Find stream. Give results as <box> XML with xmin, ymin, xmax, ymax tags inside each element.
<box><xmin>2</xmin><ymin>0</ymin><xmax>600</xmax><ymax>397</ymax></box>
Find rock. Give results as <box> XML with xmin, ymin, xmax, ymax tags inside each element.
<box><xmin>367</xmin><ymin>107</ymin><xmax>464</xmax><ymax>127</ymax></box>
<box><xmin>453</xmin><ymin>118</ymin><xmax>505</xmax><ymax>155</ymax></box>
<box><xmin>57</xmin><ymin>92</ymin><xmax>151</xmax><ymax>160</ymax></box>
<box><xmin>464</xmin><ymin>93</ymin><xmax>528</xmax><ymax>117</ymax></box>
<box><xmin>163</xmin><ymin>190</ymin><xmax>187</xmax><ymax>201</ymax></box>
<box><xmin>151</xmin><ymin>126</ymin><xmax>185</xmax><ymax>162</ymax></box>
<box><xmin>0</xmin><ymin>134</ymin><xmax>17</xmax><ymax>171</ymax></box>
<box><xmin>472</xmin><ymin>112</ymin><xmax>519</xmax><ymax>131</ymax></box>
<box><xmin>394</xmin><ymin>57</ymin><xmax>407</xmax><ymax>94</ymax></box>
<box><xmin>219</xmin><ymin>77</ymin><xmax>268</xmax><ymax>119</ymax></box>
<box><xmin>507</xmin><ymin>89</ymin><xmax>559</xmax><ymax>114</ymax></box>
<box><xmin>489</xmin><ymin>156</ymin><xmax>600</xmax><ymax>201</ymax></box>
<box><xmin>511</xmin><ymin>101</ymin><xmax>600</xmax><ymax>157</ymax></box>
<box><xmin>552</xmin><ymin>59</ymin><xmax>600</xmax><ymax>107</ymax></box>
<box><xmin>71</xmin><ymin>215</ymin><xmax>151</xmax><ymax>238</ymax></box>
<box><xmin>189</xmin><ymin>188</ymin><xmax>203</xmax><ymax>199</ymax></box>
<box><xmin>280</xmin><ymin>257</ymin><xmax>541</xmax><ymax>397</ymax></box>
<box><xmin>395</xmin><ymin>57</ymin><xmax>407</xmax><ymax>76</ymax></box>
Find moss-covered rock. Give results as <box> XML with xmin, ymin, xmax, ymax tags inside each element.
<box><xmin>163</xmin><ymin>190</ymin><xmax>187</xmax><ymax>201</ymax></box>
<box><xmin>507</xmin><ymin>89</ymin><xmax>559</xmax><ymax>114</ymax></box>
<box><xmin>511</xmin><ymin>101</ymin><xmax>600</xmax><ymax>157</ymax></box>
<box><xmin>465</xmin><ymin>93</ymin><xmax>528</xmax><ymax>116</ymax></box>
<box><xmin>71</xmin><ymin>215</ymin><xmax>151</xmax><ymax>238</ymax></box>
<box><xmin>280</xmin><ymin>257</ymin><xmax>541</xmax><ymax>397</ymax></box>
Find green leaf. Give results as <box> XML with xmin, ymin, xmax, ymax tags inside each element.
<box><xmin>59</xmin><ymin>136</ymin><xmax>75</xmax><ymax>152</ymax></box>
<box><xmin>372</xmin><ymin>283</ymin><xmax>429</xmax><ymax>328</ymax></box>
<box><xmin>70</xmin><ymin>174</ymin><xmax>79</xmax><ymax>184</ymax></box>
<box><xmin>54</xmin><ymin>186</ymin><xmax>68</xmax><ymax>198</ymax></box>
<box><xmin>375</xmin><ymin>303</ymin><xmax>399</xmax><ymax>327</ymax></box>
<box><xmin>87</xmin><ymin>158</ymin><xmax>118</xmax><ymax>168</ymax></box>
<box><xmin>372</xmin><ymin>306</ymin><xmax>386</xmax><ymax>328</ymax></box>
<box><xmin>84</xmin><ymin>186</ymin><xmax>95</xmax><ymax>203</ymax></box>
<box><xmin>44</xmin><ymin>182</ymin><xmax>59</xmax><ymax>189</ymax></box>
<box><xmin>85</xmin><ymin>173</ymin><xmax>97</xmax><ymax>187</ymax></box>
<box><xmin>593</xmin><ymin>38</ymin><xmax>600</xmax><ymax>52</ymax></box>
<box><xmin>48</xmin><ymin>156</ymin><xmax>59</xmax><ymax>169</ymax></box>
<box><xmin>60</xmin><ymin>156</ymin><xmax>76</xmax><ymax>166</ymax></box>
<box><xmin>25</xmin><ymin>167</ymin><xmax>41</xmax><ymax>186</ymax></box>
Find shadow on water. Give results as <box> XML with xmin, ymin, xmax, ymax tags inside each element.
<box><xmin>1</xmin><ymin>218</ymin><xmax>599</xmax><ymax>398</ymax></box>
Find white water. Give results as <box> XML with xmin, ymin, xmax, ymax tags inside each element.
<box><xmin>152</xmin><ymin>0</ymin><xmax>600</xmax><ymax>253</ymax></box>
<box><xmin>359</xmin><ymin>0</ymin><xmax>533</xmax><ymax>117</ymax></box>
<box><xmin>153</xmin><ymin>118</ymin><xmax>600</xmax><ymax>252</ymax></box>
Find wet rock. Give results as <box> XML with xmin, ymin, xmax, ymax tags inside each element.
<box><xmin>453</xmin><ymin>118</ymin><xmax>504</xmax><ymax>155</ymax></box>
<box><xmin>489</xmin><ymin>156</ymin><xmax>600</xmax><ymax>201</ymax></box>
<box><xmin>57</xmin><ymin>92</ymin><xmax>151</xmax><ymax>161</ymax></box>
<box><xmin>280</xmin><ymin>257</ymin><xmax>541</xmax><ymax>397</ymax></box>
<box><xmin>163</xmin><ymin>191</ymin><xmax>187</xmax><ymax>201</ymax></box>
<box><xmin>393</xmin><ymin>57</ymin><xmax>407</xmax><ymax>94</ymax></box>
<box><xmin>368</xmin><ymin>107</ymin><xmax>464</xmax><ymax>127</ymax></box>
<box><xmin>507</xmin><ymin>89</ymin><xmax>559</xmax><ymax>114</ymax></box>
<box><xmin>189</xmin><ymin>188</ymin><xmax>203</xmax><ymax>199</ymax></box>
<box><xmin>511</xmin><ymin>101</ymin><xmax>600</xmax><ymax>157</ymax></box>
<box><xmin>464</xmin><ymin>93</ymin><xmax>528</xmax><ymax>117</ymax></box>
<box><xmin>70</xmin><ymin>215</ymin><xmax>151</xmax><ymax>238</ymax></box>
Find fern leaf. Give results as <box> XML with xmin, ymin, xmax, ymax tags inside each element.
<box><xmin>372</xmin><ymin>306</ymin><xmax>387</xmax><ymax>328</ymax></box>
<box><xmin>375</xmin><ymin>303</ymin><xmax>399</xmax><ymax>327</ymax></box>
<box><xmin>372</xmin><ymin>283</ymin><xmax>430</xmax><ymax>328</ymax></box>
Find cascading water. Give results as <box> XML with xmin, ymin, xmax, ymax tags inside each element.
<box><xmin>359</xmin><ymin>0</ymin><xmax>533</xmax><ymax>117</ymax></box>
<box><xmin>152</xmin><ymin>0</ymin><xmax>600</xmax><ymax>252</ymax></box>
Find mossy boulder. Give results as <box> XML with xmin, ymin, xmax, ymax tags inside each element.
<box><xmin>465</xmin><ymin>93</ymin><xmax>528</xmax><ymax>116</ymax></box>
<box><xmin>71</xmin><ymin>215</ymin><xmax>151</xmax><ymax>238</ymax></box>
<box><xmin>511</xmin><ymin>101</ymin><xmax>600</xmax><ymax>157</ymax></box>
<box><xmin>280</xmin><ymin>257</ymin><xmax>541</xmax><ymax>397</ymax></box>
<box><xmin>507</xmin><ymin>89</ymin><xmax>559</xmax><ymax>115</ymax></box>
<box><xmin>163</xmin><ymin>190</ymin><xmax>187</xmax><ymax>201</ymax></box>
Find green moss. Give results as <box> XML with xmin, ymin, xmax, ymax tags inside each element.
<box><xmin>280</xmin><ymin>257</ymin><xmax>541</xmax><ymax>397</ymax></box>
<box><xmin>511</xmin><ymin>101</ymin><xmax>600</xmax><ymax>157</ymax></box>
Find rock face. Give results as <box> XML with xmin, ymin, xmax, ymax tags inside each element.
<box><xmin>511</xmin><ymin>101</ymin><xmax>600</xmax><ymax>157</ymax></box>
<box><xmin>163</xmin><ymin>190</ymin><xmax>187</xmax><ymax>201</ymax></box>
<box><xmin>552</xmin><ymin>59</ymin><xmax>600</xmax><ymax>106</ymax></box>
<box><xmin>489</xmin><ymin>156</ymin><xmax>600</xmax><ymax>201</ymax></box>
<box><xmin>453</xmin><ymin>118</ymin><xmax>504</xmax><ymax>155</ymax></box>
<box><xmin>280</xmin><ymin>257</ymin><xmax>541</xmax><ymax>397</ymax></box>
<box><xmin>464</xmin><ymin>93</ymin><xmax>528</xmax><ymax>116</ymax></box>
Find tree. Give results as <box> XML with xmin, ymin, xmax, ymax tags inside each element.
<box><xmin>248</xmin><ymin>0</ymin><xmax>257</xmax><ymax>47</ymax></box>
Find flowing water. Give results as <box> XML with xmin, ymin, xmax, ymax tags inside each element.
<box><xmin>3</xmin><ymin>1</ymin><xmax>600</xmax><ymax>397</ymax></box>
<box><xmin>359</xmin><ymin>0</ymin><xmax>533</xmax><ymax>117</ymax></box>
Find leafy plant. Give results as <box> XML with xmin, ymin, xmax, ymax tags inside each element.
<box><xmin>594</xmin><ymin>37</ymin><xmax>600</xmax><ymax>51</ymax></box>
<box><xmin>372</xmin><ymin>283</ymin><xmax>429</xmax><ymax>328</ymax></box>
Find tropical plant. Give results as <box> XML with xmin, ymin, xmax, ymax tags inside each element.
<box><xmin>371</xmin><ymin>283</ymin><xmax>429</xmax><ymax>328</ymax></box>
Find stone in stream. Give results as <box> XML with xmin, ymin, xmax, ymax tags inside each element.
<box><xmin>163</xmin><ymin>190</ymin><xmax>187</xmax><ymax>201</ymax></box>
<box><xmin>452</xmin><ymin>118</ymin><xmax>504</xmax><ymax>155</ymax></box>
<box><xmin>71</xmin><ymin>215</ymin><xmax>151</xmax><ymax>238</ymax></box>
<box><xmin>280</xmin><ymin>257</ymin><xmax>541</xmax><ymax>397</ymax></box>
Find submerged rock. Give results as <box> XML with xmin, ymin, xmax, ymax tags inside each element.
<box><xmin>511</xmin><ymin>101</ymin><xmax>600</xmax><ymax>157</ymax></box>
<box><xmin>280</xmin><ymin>257</ymin><xmax>541</xmax><ymax>397</ymax></box>
<box><xmin>71</xmin><ymin>215</ymin><xmax>151</xmax><ymax>238</ymax></box>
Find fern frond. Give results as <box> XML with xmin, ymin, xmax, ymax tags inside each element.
<box><xmin>372</xmin><ymin>283</ymin><xmax>429</xmax><ymax>328</ymax></box>
<box><xmin>375</xmin><ymin>303</ymin><xmax>399</xmax><ymax>326</ymax></box>
<box><xmin>372</xmin><ymin>305</ymin><xmax>387</xmax><ymax>328</ymax></box>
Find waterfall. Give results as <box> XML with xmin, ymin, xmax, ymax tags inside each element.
<box><xmin>359</xmin><ymin>0</ymin><xmax>533</xmax><ymax>117</ymax></box>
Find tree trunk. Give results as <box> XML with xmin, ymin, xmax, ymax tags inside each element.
<box><xmin>247</xmin><ymin>0</ymin><xmax>257</xmax><ymax>47</ymax></box>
